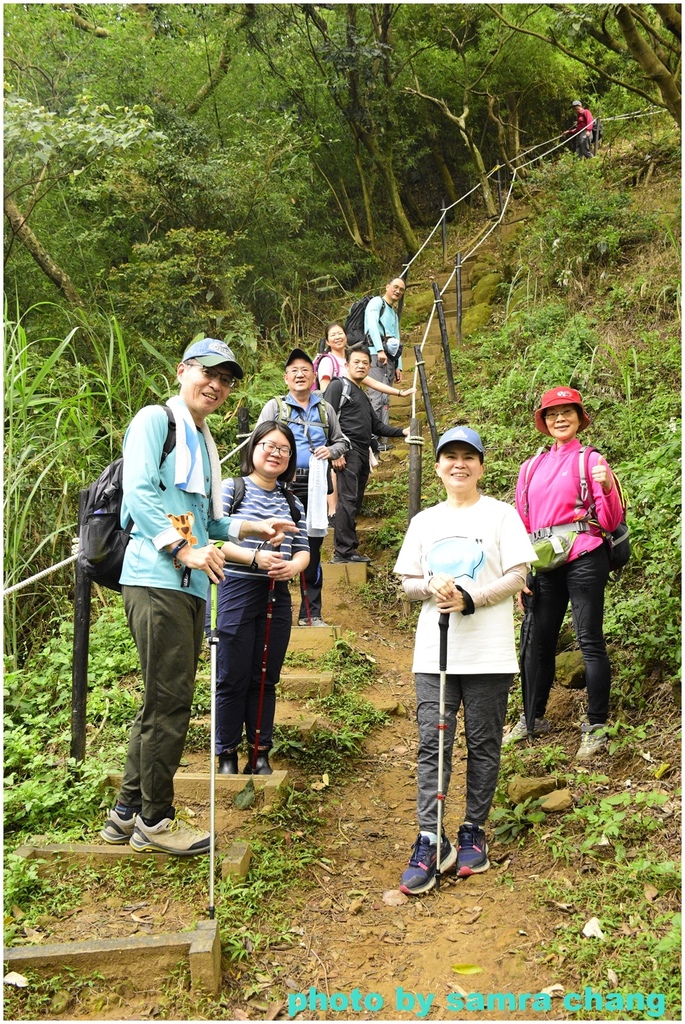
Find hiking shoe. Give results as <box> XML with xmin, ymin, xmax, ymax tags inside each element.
<box><xmin>130</xmin><ymin>809</ymin><xmax>210</xmax><ymax>856</ymax></box>
<box><xmin>330</xmin><ymin>553</ymin><xmax>370</xmax><ymax>564</ymax></box>
<box><xmin>503</xmin><ymin>713</ymin><xmax>551</xmax><ymax>745</ymax></box>
<box><xmin>456</xmin><ymin>823</ymin><xmax>489</xmax><ymax>877</ymax></box>
<box><xmin>298</xmin><ymin>616</ymin><xmax>329</xmax><ymax>627</ymax></box>
<box><xmin>575</xmin><ymin>723</ymin><xmax>608</xmax><ymax>760</ymax></box>
<box><xmin>100</xmin><ymin>807</ymin><xmax>138</xmax><ymax>845</ymax></box>
<box><xmin>399</xmin><ymin>832</ymin><xmax>456</xmax><ymax>895</ymax></box>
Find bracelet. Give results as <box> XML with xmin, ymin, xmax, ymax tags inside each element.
<box><xmin>170</xmin><ymin>539</ymin><xmax>188</xmax><ymax>558</ymax></box>
<box><xmin>249</xmin><ymin>541</ymin><xmax>266</xmax><ymax>571</ymax></box>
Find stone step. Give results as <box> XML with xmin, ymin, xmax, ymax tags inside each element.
<box><xmin>274</xmin><ymin>699</ymin><xmax>332</xmax><ymax>737</ymax></box>
<box><xmin>3</xmin><ymin>919</ymin><xmax>220</xmax><ymax>994</ymax></box>
<box><xmin>11</xmin><ymin>839</ymin><xmax>249</xmax><ymax>877</ymax></box>
<box><xmin>287</xmin><ymin>622</ymin><xmax>340</xmax><ymax>654</ymax></box>
<box><xmin>106</xmin><ymin>770</ymin><xmax>290</xmax><ymax>806</ymax></box>
<box><xmin>279</xmin><ymin>669</ymin><xmax>334</xmax><ymax>698</ymax></box>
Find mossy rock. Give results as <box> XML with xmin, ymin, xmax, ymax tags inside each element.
<box><xmin>469</xmin><ymin>260</ymin><xmax>497</xmax><ymax>287</ymax></box>
<box><xmin>472</xmin><ymin>272</ymin><xmax>503</xmax><ymax>305</ymax></box>
<box><xmin>462</xmin><ymin>302</ymin><xmax>492</xmax><ymax>336</ymax></box>
<box><xmin>555</xmin><ymin>649</ymin><xmax>586</xmax><ymax>689</ymax></box>
<box><xmin>404</xmin><ymin>290</ymin><xmax>437</xmax><ymax>319</ymax></box>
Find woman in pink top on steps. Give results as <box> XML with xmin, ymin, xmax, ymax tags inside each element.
<box><xmin>506</xmin><ymin>387</ymin><xmax>623</xmax><ymax>760</ymax></box>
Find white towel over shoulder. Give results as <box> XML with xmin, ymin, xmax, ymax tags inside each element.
<box><xmin>166</xmin><ymin>395</ymin><xmax>223</xmax><ymax>519</ymax></box>
<box><xmin>307</xmin><ymin>455</ymin><xmax>329</xmax><ymax>537</ymax></box>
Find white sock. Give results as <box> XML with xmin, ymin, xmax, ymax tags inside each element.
<box><xmin>420</xmin><ymin>830</ymin><xmax>438</xmax><ymax>845</ymax></box>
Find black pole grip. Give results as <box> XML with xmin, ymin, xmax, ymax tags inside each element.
<box><xmin>438</xmin><ymin>612</ymin><xmax>450</xmax><ymax>673</ymax></box>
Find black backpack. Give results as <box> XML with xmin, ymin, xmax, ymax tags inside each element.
<box><xmin>343</xmin><ymin>294</ymin><xmax>376</xmax><ymax>346</ymax></box>
<box><xmin>78</xmin><ymin>407</ymin><xmax>176</xmax><ymax>592</ymax></box>
<box><xmin>226</xmin><ymin>476</ymin><xmax>302</xmax><ymax>524</ymax></box>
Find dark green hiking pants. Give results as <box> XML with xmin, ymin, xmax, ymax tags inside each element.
<box><xmin>118</xmin><ymin>586</ymin><xmax>205</xmax><ymax>819</ymax></box>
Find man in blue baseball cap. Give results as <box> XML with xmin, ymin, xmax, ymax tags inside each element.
<box><xmin>100</xmin><ymin>337</ymin><xmax>295</xmax><ymax>856</ymax></box>
<box><xmin>393</xmin><ymin>425</ymin><xmax>535</xmax><ymax>894</ymax></box>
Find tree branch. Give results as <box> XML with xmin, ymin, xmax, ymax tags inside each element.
<box><xmin>487</xmin><ymin>3</ymin><xmax>676</xmax><ymax>117</ymax></box>
<box><xmin>4</xmin><ymin>195</ymin><xmax>84</xmax><ymax>305</ymax></box>
<box><xmin>59</xmin><ymin>4</ymin><xmax>109</xmax><ymax>37</ymax></box>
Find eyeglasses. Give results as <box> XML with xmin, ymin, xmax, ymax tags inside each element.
<box><xmin>544</xmin><ymin>407</ymin><xmax>575</xmax><ymax>421</ymax></box>
<box><xmin>186</xmin><ymin>360</ymin><xmax>233</xmax><ymax>388</ymax></box>
<box><xmin>285</xmin><ymin>366</ymin><xmax>313</xmax><ymax>377</ymax></box>
<box><xmin>257</xmin><ymin>440</ymin><xmax>292</xmax><ymax>458</ymax></box>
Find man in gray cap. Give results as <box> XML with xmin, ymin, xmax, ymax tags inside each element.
<box><xmin>100</xmin><ymin>338</ymin><xmax>295</xmax><ymax>856</ymax></box>
<box><xmin>258</xmin><ymin>348</ymin><xmax>349</xmax><ymax>626</ymax></box>
<box><xmin>564</xmin><ymin>99</ymin><xmax>594</xmax><ymax>158</ymax></box>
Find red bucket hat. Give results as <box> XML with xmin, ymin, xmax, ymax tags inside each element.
<box><xmin>534</xmin><ymin>387</ymin><xmax>591</xmax><ymax>435</ymax></box>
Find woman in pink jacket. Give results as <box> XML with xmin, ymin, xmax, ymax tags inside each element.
<box><xmin>507</xmin><ymin>387</ymin><xmax>623</xmax><ymax>759</ymax></box>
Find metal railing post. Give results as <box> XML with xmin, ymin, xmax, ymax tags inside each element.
<box><xmin>431</xmin><ymin>281</ymin><xmax>456</xmax><ymax>402</ymax></box>
<box><xmin>71</xmin><ymin>491</ymin><xmax>91</xmax><ymax>763</ymax></box>
<box><xmin>407</xmin><ymin>417</ymin><xmax>423</xmax><ymax>522</ymax></box>
<box><xmin>455</xmin><ymin>252</ymin><xmax>463</xmax><ymax>348</ymax></box>
<box><xmin>441</xmin><ymin>199</ymin><xmax>447</xmax><ymax>266</ymax></box>
<box><xmin>414</xmin><ymin>345</ymin><xmax>439</xmax><ymax>456</ymax></box>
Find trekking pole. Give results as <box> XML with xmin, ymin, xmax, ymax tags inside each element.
<box><xmin>208</xmin><ymin>579</ymin><xmax>220</xmax><ymax>919</ymax></box>
<box><xmin>435</xmin><ymin>611</ymin><xmax>450</xmax><ymax>892</ymax></box>
<box><xmin>253</xmin><ymin>577</ymin><xmax>277</xmax><ymax>771</ymax></box>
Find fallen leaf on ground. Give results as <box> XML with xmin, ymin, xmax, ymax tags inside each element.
<box><xmin>541</xmin><ymin>984</ymin><xmax>564</xmax><ymax>997</ymax></box>
<box><xmin>347</xmin><ymin>899</ymin><xmax>364</xmax><ymax>915</ymax></box>
<box><xmin>234</xmin><ymin>778</ymin><xmax>256</xmax><ymax>809</ymax></box>
<box><xmin>654</xmin><ymin>763</ymin><xmax>671</xmax><ymax>779</ymax></box>
<box><xmin>447</xmin><ymin>983</ymin><xmax>469</xmax><ymax>996</ymax></box>
<box><xmin>644</xmin><ymin>884</ymin><xmax>658</xmax><ymax>902</ymax></box>
<box><xmin>232</xmin><ymin>1010</ymin><xmax>249</xmax><ymax>1020</ymax></box>
<box><xmin>382</xmin><ymin>889</ymin><xmax>408</xmax><ymax>906</ymax></box>
<box><xmin>582</xmin><ymin>917</ymin><xmax>605</xmax><ymax>940</ymax></box>
<box><xmin>4</xmin><ymin>972</ymin><xmax>28</xmax><ymax>987</ymax></box>
<box><xmin>452</xmin><ymin>964</ymin><xmax>483</xmax><ymax>975</ymax></box>
<box><xmin>265</xmin><ymin>1001</ymin><xmax>285</xmax><ymax>1020</ymax></box>
<box><xmin>608</xmin><ymin>969</ymin><xmax>619</xmax><ymax>988</ymax></box>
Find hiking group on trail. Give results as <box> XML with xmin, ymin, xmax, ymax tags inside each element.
<box><xmin>94</xmin><ymin>282</ymin><xmax>626</xmax><ymax>888</ymax></box>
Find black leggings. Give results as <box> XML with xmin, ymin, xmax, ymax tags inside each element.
<box><xmin>531</xmin><ymin>545</ymin><xmax>611</xmax><ymax>725</ymax></box>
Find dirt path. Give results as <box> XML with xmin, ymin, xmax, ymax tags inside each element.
<box><xmin>266</xmin><ymin>603</ymin><xmax>572</xmax><ymax>1023</ymax></box>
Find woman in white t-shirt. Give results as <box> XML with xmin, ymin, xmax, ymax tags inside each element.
<box><xmin>393</xmin><ymin>426</ymin><xmax>535</xmax><ymax>895</ymax></box>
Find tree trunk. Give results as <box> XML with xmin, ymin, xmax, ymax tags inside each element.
<box><xmin>614</xmin><ymin>5</ymin><xmax>681</xmax><ymax>125</ymax></box>
<box><xmin>4</xmin><ymin>196</ymin><xmax>84</xmax><ymax>306</ymax></box>
<box><xmin>361</xmin><ymin>135</ymin><xmax>419</xmax><ymax>254</ymax></box>
<box><xmin>429</xmin><ymin>135</ymin><xmax>459</xmax><ymax>205</ymax></box>
<box><xmin>459</xmin><ymin>128</ymin><xmax>498</xmax><ymax>218</ymax></box>
<box><xmin>353</xmin><ymin>137</ymin><xmax>375</xmax><ymax>248</ymax></box>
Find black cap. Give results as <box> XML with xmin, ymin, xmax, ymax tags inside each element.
<box><xmin>285</xmin><ymin>348</ymin><xmax>314</xmax><ymax>368</ymax></box>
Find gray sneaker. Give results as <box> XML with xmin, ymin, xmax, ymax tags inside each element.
<box><xmin>100</xmin><ymin>807</ymin><xmax>138</xmax><ymax>845</ymax></box>
<box><xmin>130</xmin><ymin>810</ymin><xmax>210</xmax><ymax>856</ymax></box>
<box><xmin>503</xmin><ymin>713</ymin><xmax>551</xmax><ymax>745</ymax></box>
<box><xmin>298</xmin><ymin>616</ymin><xmax>329</xmax><ymax>627</ymax></box>
<box><xmin>575</xmin><ymin>723</ymin><xmax>608</xmax><ymax>760</ymax></box>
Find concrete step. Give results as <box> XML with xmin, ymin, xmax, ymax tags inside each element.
<box><xmin>3</xmin><ymin>919</ymin><xmax>221</xmax><ymax>994</ymax></box>
<box><xmin>274</xmin><ymin>699</ymin><xmax>332</xmax><ymax>737</ymax></box>
<box><xmin>279</xmin><ymin>669</ymin><xmax>334</xmax><ymax>698</ymax></box>
<box><xmin>287</xmin><ymin>622</ymin><xmax>341</xmax><ymax>655</ymax></box>
<box><xmin>106</xmin><ymin>770</ymin><xmax>290</xmax><ymax>806</ymax></box>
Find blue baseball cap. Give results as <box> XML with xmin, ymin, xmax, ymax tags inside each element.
<box><xmin>182</xmin><ymin>338</ymin><xmax>244</xmax><ymax>379</ymax></box>
<box><xmin>436</xmin><ymin>426</ymin><xmax>485</xmax><ymax>460</ymax></box>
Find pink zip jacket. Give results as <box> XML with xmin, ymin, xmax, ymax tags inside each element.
<box><xmin>515</xmin><ymin>438</ymin><xmax>623</xmax><ymax>564</ymax></box>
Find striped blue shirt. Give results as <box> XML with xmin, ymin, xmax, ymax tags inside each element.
<box><xmin>221</xmin><ymin>477</ymin><xmax>309</xmax><ymax>579</ymax></box>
